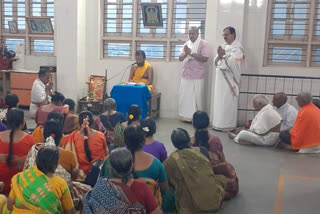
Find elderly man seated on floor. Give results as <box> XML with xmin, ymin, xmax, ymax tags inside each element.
<box><xmin>229</xmin><ymin>94</ymin><xmax>282</xmax><ymax>146</ymax></box>
<box><xmin>272</xmin><ymin>92</ymin><xmax>298</xmax><ymax>132</ymax></box>
<box><xmin>277</xmin><ymin>92</ymin><xmax>320</xmax><ymax>153</ymax></box>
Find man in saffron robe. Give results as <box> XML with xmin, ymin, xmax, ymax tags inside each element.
<box><xmin>279</xmin><ymin>92</ymin><xmax>320</xmax><ymax>153</ymax></box>
<box><xmin>129</xmin><ymin>50</ymin><xmax>153</xmax><ymax>92</ymax></box>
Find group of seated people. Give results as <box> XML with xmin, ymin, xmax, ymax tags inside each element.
<box><xmin>0</xmin><ymin>91</ymin><xmax>240</xmax><ymax>213</ymax></box>
<box><xmin>1</xmin><ymin>89</ymin><xmax>318</xmax><ymax>213</ymax></box>
<box><xmin>229</xmin><ymin>91</ymin><xmax>320</xmax><ymax>153</ymax></box>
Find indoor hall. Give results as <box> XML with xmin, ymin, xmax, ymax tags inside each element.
<box><xmin>1</xmin><ymin>0</ymin><xmax>320</xmax><ymax>213</ymax></box>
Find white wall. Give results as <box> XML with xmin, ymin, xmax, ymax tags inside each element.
<box><xmin>55</xmin><ymin>0</ymin><xmax>84</xmax><ymax>101</ymax></box>
<box><xmin>54</xmin><ymin>0</ymin><xmax>320</xmax><ymax>119</ymax></box>
<box><xmin>82</xmin><ymin>0</ymin><xmax>219</xmax><ymax>118</ymax></box>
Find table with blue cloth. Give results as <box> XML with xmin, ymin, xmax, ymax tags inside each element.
<box><xmin>110</xmin><ymin>84</ymin><xmax>151</xmax><ymax>119</ymax></box>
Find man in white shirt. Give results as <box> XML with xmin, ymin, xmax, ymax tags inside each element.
<box><xmin>231</xmin><ymin>95</ymin><xmax>282</xmax><ymax>146</ymax></box>
<box><xmin>272</xmin><ymin>92</ymin><xmax>298</xmax><ymax>131</ymax></box>
<box><xmin>29</xmin><ymin>68</ymin><xmax>53</xmax><ymax>118</ymax></box>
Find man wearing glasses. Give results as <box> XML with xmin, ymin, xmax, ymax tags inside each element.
<box><xmin>212</xmin><ymin>26</ymin><xmax>245</xmax><ymax>131</ymax></box>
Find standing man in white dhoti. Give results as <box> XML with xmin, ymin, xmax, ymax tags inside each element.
<box><xmin>212</xmin><ymin>26</ymin><xmax>245</xmax><ymax>131</ymax></box>
<box><xmin>178</xmin><ymin>26</ymin><xmax>209</xmax><ymax>122</ymax></box>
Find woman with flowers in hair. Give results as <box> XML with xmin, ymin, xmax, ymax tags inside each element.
<box><xmin>24</xmin><ymin>118</ymin><xmax>92</xmax><ymax>211</ymax></box>
<box><xmin>64</xmin><ymin>111</ymin><xmax>108</xmax><ymax>174</ymax></box>
<box><xmin>61</xmin><ymin>99</ymin><xmax>80</xmax><ymax>135</ymax></box>
<box><xmin>141</xmin><ymin>117</ymin><xmax>167</xmax><ymax>162</ymax></box>
<box><xmin>113</xmin><ymin>104</ymin><xmax>141</xmax><ymax>148</ymax></box>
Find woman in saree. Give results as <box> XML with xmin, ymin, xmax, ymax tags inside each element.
<box><xmin>7</xmin><ymin>147</ymin><xmax>75</xmax><ymax>214</ymax></box>
<box><xmin>191</xmin><ymin>111</ymin><xmax>239</xmax><ymax>200</ymax></box>
<box><xmin>32</xmin><ymin>111</ymin><xmax>65</xmax><ymax>144</ymax></box>
<box><xmin>101</xmin><ymin>125</ymin><xmax>174</xmax><ymax>212</ymax></box>
<box><xmin>163</xmin><ymin>128</ymin><xmax>226</xmax><ymax>214</ymax></box>
<box><xmin>61</xmin><ymin>99</ymin><xmax>80</xmax><ymax>135</ymax></box>
<box><xmin>83</xmin><ymin>148</ymin><xmax>161</xmax><ymax>214</ymax></box>
<box><xmin>64</xmin><ymin>111</ymin><xmax>108</xmax><ymax>174</ymax></box>
<box><xmin>0</xmin><ymin>108</ymin><xmax>35</xmax><ymax>195</ymax></box>
<box><xmin>24</xmin><ymin>119</ymin><xmax>91</xmax><ymax>210</ymax></box>
<box><xmin>93</xmin><ymin>98</ymin><xmax>125</xmax><ymax>146</ymax></box>
<box><xmin>113</xmin><ymin>104</ymin><xmax>141</xmax><ymax>149</ymax></box>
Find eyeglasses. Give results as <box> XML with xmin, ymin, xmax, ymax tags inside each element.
<box><xmin>222</xmin><ymin>33</ymin><xmax>230</xmax><ymax>37</ymax></box>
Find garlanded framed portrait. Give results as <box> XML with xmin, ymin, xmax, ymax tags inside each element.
<box><xmin>26</xmin><ymin>17</ymin><xmax>54</xmax><ymax>35</ymax></box>
<box><xmin>141</xmin><ymin>3</ymin><xmax>163</xmax><ymax>27</ymax></box>
<box><xmin>89</xmin><ymin>75</ymin><xmax>106</xmax><ymax>101</ymax></box>
<box><xmin>8</xmin><ymin>21</ymin><xmax>18</xmax><ymax>34</ymax></box>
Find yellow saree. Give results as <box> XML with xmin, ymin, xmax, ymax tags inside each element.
<box><xmin>9</xmin><ymin>166</ymin><xmax>70</xmax><ymax>214</ymax></box>
<box><xmin>132</xmin><ymin>61</ymin><xmax>153</xmax><ymax>92</ymax></box>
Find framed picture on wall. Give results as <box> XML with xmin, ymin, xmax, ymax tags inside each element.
<box><xmin>89</xmin><ymin>75</ymin><xmax>106</xmax><ymax>101</ymax></box>
<box><xmin>26</xmin><ymin>17</ymin><xmax>54</xmax><ymax>35</ymax></box>
<box><xmin>8</xmin><ymin>21</ymin><xmax>18</xmax><ymax>34</ymax></box>
<box><xmin>141</xmin><ymin>3</ymin><xmax>163</xmax><ymax>27</ymax></box>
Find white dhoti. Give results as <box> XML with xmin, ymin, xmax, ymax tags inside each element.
<box><xmin>178</xmin><ymin>78</ymin><xmax>204</xmax><ymax>120</ymax></box>
<box><xmin>212</xmin><ymin>68</ymin><xmax>239</xmax><ymax>131</ymax></box>
<box><xmin>234</xmin><ymin>130</ymin><xmax>279</xmax><ymax>147</ymax></box>
<box><xmin>211</xmin><ymin>40</ymin><xmax>244</xmax><ymax>131</ymax></box>
<box><xmin>29</xmin><ymin>103</ymin><xmax>38</xmax><ymax>119</ymax></box>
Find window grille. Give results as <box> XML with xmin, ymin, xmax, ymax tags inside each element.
<box><xmin>0</xmin><ymin>0</ymin><xmax>55</xmax><ymax>55</ymax></box>
<box><xmin>265</xmin><ymin>0</ymin><xmax>320</xmax><ymax>67</ymax></box>
<box><xmin>102</xmin><ymin>0</ymin><xmax>207</xmax><ymax>60</ymax></box>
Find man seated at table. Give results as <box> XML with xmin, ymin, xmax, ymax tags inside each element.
<box><xmin>272</xmin><ymin>92</ymin><xmax>298</xmax><ymax>132</ymax></box>
<box><xmin>129</xmin><ymin>50</ymin><xmax>153</xmax><ymax>92</ymax></box>
<box><xmin>278</xmin><ymin>92</ymin><xmax>320</xmax><ymax>153</ymax></box>
<box><xmin>230</xmin><ymin>95</ymin><xmax>282</xmax><ymax>146</ymax></box>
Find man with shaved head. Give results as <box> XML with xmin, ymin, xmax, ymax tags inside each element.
<box><xmin>278</xmin><ymin>92</ymin><xmax>320</xmax><ymax>153</ymax></box>
<box><xmin>231</xmin><ymin>94</ymin><xmax>282</xmax><ymax>146</ymax></box>
<box><xmin>272</xmin><ymin>92</ymin><xmax>297</xmax><ymax>132</ymax></box>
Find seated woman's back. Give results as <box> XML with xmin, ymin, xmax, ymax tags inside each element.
<box><xmin>0</xmin><ymin>108</ymin><xmax>35</xmax><ymax>195</ymax></box>
<box><xmin>133</xmin><ymin>152</ymin><xmax>167</xmax><ymax>183</ymax></box>
<box><xmin>84</xmin><ymin>148</ymin><xmax>161</xmax><ymax>214</ymax></box>
<box><xmin>0</xmin><ymin>132</ymin><xmax>34</xmax><ymax>194</ymax></box>
<box><xmin>67</xmin><ymin>130</ymin><xmax>107</xmax><ymax>174</ymax></box>
<box><xmin>64</xmin><ymin>111</ymin><xmax>108</xmax><ymax>174</ymax></box>
<box><xmin>7</xmin><ymin>147</ymin><xmax>75</xmax><ymax>214</ymax></box>
<box><xmin>164</xmin><ymin>128</ymin><xmax>225</xmax><ymax>213</ymax></box>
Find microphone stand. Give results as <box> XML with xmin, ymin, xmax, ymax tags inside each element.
<box><xmin>104</xmin><ymin>63</ymin><xmax>134</xmax><ymax>98</ymax></box>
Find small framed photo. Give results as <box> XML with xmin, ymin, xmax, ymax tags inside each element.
<box><xmin>141</xmin><ymin>3</ymin><xmax>163</xmax><ymax>27</ymax></box>
<box><xmin>8</xmin><ymin>21</ymin><xmax>18</xmax><ymax>34</ymax></box>
<box><xmin>89</xmin><ymin>75</ymin><xmax>106</xmax><ymax>101</ymax></box>
<box><xmin>26</xmin><ymin>17</ymin><xmax>54</xmax><ymax>35</ymax></box>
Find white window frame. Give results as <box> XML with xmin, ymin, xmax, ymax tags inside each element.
<box><xmin>0</xmin><ymin>0</ymin><xmax>54</xmax><ymax>56</ymax></box>
<box><xmin>101</xmin><ymin>0</ymin><xmax>207</xmax><ymax>61</ymax></box>
<box><xmin>264</xmin><ymin>0</ymin><xmax>320</xmax><ymax>67</ymax></box>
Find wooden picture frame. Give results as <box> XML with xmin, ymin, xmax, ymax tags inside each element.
<box><xmin>89</xmin><ymin>75</ymin><xmax>106</xmax><ymax>101</ymax></box>
<box><xmin>26</xmin><ymin>17</ymin><xmax>54</xmax><ymax>35</ymax></box>
<box><xmin>141</xmin><ymin>3</ymin><xmax>163</xmax><ymax>27</ymax></box>
<box><xmin>8</xmin><ymin>21</ymin><xmax>18</xmax><ymax>34</ymax></box>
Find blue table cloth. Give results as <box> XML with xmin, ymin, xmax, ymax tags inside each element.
<box><xmin>111</xmin><ymin>84</ymin><xmax>151</xmax><ymax>119</ymax></box>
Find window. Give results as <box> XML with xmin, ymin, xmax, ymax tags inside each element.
<box><xmin>102</xmin><ymin>0</ymin><xmax>207</xmax><ymax>60</ymax></box>
<box><xmin>265</xmin><ymin>0</ymin><xmax>320</xmax><ymax>67</ymax></box>
<box><xmin>0</xmin><ymin>0</ymin><xmax>55</xmax><ymax>55</ymax></box>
